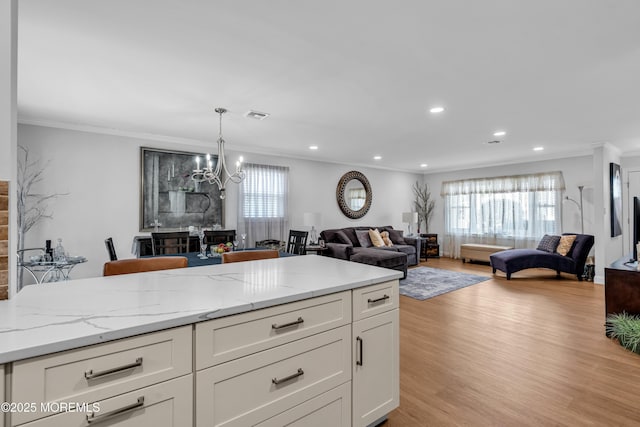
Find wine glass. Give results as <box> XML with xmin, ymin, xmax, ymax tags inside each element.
<box><xmin>233</xmin><ymin>238</ymin><xmax>239</xmax><ymax>251</ymax></box>
<box><xmin>241</xmin><ymin>233</ymin><xmax>247</xmax><ymax>250</ymax></box>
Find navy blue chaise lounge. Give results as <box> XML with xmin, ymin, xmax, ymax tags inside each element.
<box><xmin>489</xmin><ymin>233</ymin><xmax>594</xmax><ymax>280</ymax></box>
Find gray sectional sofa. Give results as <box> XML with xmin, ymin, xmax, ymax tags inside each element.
<box><xmin>319</xmin><ymin>226</ymin><xmax>420</xmax><ymax>278</ymax></box>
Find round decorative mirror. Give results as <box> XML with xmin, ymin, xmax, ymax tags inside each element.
<box><xmin>336</xmin><ymin>171</ymin><xmax>372</xmax><ymax>219</ymax></box>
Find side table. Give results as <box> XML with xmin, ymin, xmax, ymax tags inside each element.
<box><xmin>305</xmin><ymin>245</ymin><xmax>328</xmax><ymax>255</ymax></box>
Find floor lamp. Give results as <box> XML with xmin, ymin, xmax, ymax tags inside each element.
<box><xmin>564</xmin><ymin>185</ymin><xmax>584</xmax><ymax>234</ymax></box>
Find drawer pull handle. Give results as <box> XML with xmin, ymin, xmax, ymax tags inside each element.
<box><xmin>84</xmin><ymin>357</ymin><xmax>143</xmax><ymax>380</ymax></box>
<box><xmin>272</xmin><ymin>317</ymin><xmax>304</xmax><ymax>330</ymax></box>
<box><xmin>356</xmin><ymin>336</ymin><xmax>364</xmax><ymax>366</ymax></box>
<box><xmin>86</xmin><ymin>396</ymin><xmax>144</xmax><ymax>424</ymax></box>
<box><xmin>272</xmin><ymin>368</ymin><xmax>304</xmax><ymax>385</ymax></box>
<box><xmin>367</xmin><ymin>294</ymin><xmax>389</xmax><ymax>304</ymax></box>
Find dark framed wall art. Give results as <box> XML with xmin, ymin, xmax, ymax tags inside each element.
<box><xmin>140</xmin><ymin>147</ymin><xmax>224</xmax><ymax>231</ymax></box>
<box><xmin>610</xmin><ymin>162</ymin><xmax>623</xmax><ymax>237</ymax></box>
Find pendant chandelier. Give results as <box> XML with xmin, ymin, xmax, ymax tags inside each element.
<box><xmin>191</xmin><ymin>107</ymin><xmax>245</xmax><ymax>199</ymax></box>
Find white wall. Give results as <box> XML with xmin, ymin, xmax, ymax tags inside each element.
<box><xmin>18</xmin><ymin>124</ymin><xmax>422</xmax><ymax>281</ymax></box>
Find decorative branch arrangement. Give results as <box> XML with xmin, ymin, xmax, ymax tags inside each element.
<box><xmin>16</xmin><ymin>146</ymin><xmax>66</xmax><ymax>288</ymax></box>
<box><xmin>412</xmin><ymin>181</ymin><xmax>436</xmax><ymax>234</ymax></box>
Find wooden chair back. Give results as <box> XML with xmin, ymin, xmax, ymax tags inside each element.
<box><xmin>286</xmin><ymin>230</ymin><xmax>308</xmax><ymax>255</ymax></box>
<box><xmin>204</xmin><ymin>230</ymin><xmax>236</xmax><ymax>247</ymax></box>
<box><xmin>222</xmin><ymin>250</ymin><xmax>279</xmax><ymax>264</ymax></box>
<box><xmin>151</xmin><ymin>231</ymin><xmax>189</xmax><ymax>255</ymax></box>
<box><xmin>103</xmin><ymin>257</ymin><xmax>188</xmax><ymax>276</ymax></box>
<box><xmin>104</xmin><ymin>237</ymin><xmax>117</xmax><ymax>261</ymax></box>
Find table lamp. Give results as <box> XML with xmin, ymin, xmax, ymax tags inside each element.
<box><xmin>303</xmin><ymin>212</ymin><xmax>321</xmax><ymax>244</ymax></box>
<box><xmin>402</xmin><ymin>212</ymin><xmax>418</xmax><ymax>236</ymax></box>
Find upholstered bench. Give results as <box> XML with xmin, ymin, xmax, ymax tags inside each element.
<box><xmin>460</xmin><ymin>243</ymin><xmax>513</xmax><ymax>263</ymax></box>
<box><xmin>350</xmin><ymin>250</ymin><xmax>408</xmax><ymax>279</ymax></box>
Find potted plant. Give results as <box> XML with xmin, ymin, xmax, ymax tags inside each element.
<box><xmin>412</xmin><ymin>181</ymin><xmax>436</xmax><ymax>234</ymax></box>
<box><xmin>606</xmin><ymin>312</ymin><xmax>640</xmax><ymax>354</ymax></box>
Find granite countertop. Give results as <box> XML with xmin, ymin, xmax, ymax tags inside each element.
<box><xmin>0</xmin><ymin>256</ymin><xmax>401</xmax><ymax>364</ymax></box>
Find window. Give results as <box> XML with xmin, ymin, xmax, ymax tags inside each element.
<box><xmin>441</xmin><ymin>171</ymin><xmax>565</xmax><ymax>257</ymax></box>
<box><xmin>238</xmin><ymin>163</ymin><xmax>289</xmax><ymax>246</ymax></box>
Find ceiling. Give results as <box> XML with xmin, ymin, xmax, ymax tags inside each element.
<box><xmin>16</xmin><ymin>0</ymin><xmax>640</xmax><ymax>173</ymax></box>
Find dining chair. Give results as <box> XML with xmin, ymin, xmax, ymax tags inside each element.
<box><xmin>286</xmin><ymin>230</ymin><xmax>308</xmax><ymax>255</ymax></box>
<box><xmin>151</xmin><ymin>231</ymin><xmax>190</xmax><ymax>255</ymax></box>
<box><xmin>103</xmin><ymin>257</ymin><xmax>188</xmax><ymax>276</ymax></box>
<box><xmin>222</xmin><ymin>250</ymin><xmax>279</xmax><ymax>263</ymax></box>
<box><xmin>104</xmin><ymin>237</ymin><xmax>117</xmax><ymax>261</ymax></box>
<box><xmin>204</xmin><ymin>230</ymin><xmax>236</xmax><ymax>247</ymax></box>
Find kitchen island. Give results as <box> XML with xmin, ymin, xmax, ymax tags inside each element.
<box><xmin>0</xmin><ymin>255</ymin><xmax>400</xmax><ymax>426</ymax></box>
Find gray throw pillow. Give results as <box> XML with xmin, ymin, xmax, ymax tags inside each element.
<box><xmin>334</xmin><ymin>230</ymin><xmax>352</xmax><ymax>245</ymax></box>
<box><xmin>386</xmin><ymin>229</ymin><xmax>406</xmax><ymax>245</ymax></box>
<box><xmin>537</xmin><ymin>234</ymin><xmax>561</xmax><ymax>253</ymax></box>
<box><xmin>355</xmin><ymin>229</ymin><xmax>373</xmax><ymax>248</ymax></box>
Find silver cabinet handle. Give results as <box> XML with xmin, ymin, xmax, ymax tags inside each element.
<box><xmin>356</xmin><ymin>336</ymin><xmax>363</xmax><ymax>366</ymax></box>
<box><xmin>272</xmin><ymin>368</ymin><xmax>304</xmax><ymax>385</ymax></box>
<box><xmin>368</xmin><ymin>294</ymin><xmax>389</xmax><ymax>304</ymax></box>
<box><xmin>272</xmin><ymin>317</ymin><xmax>304</xmax><ymax>330</ymax></box>
<box><xmin>86</xmin><ymin>396</ymin><xmax>144</xmax><ymax>424</ymax></box>
<box><xmin>84</xmin><ymin>357</ymin><xmax>143</xmax><ymax>380</ymax></box>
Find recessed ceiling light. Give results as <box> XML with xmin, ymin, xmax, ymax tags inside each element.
<box><xmin>373</xmin><ymin>155</ymin><xmax>382</xmax><ymax>160</ymax></box>
<box><xmin>493</xmin><ymin>131</ymin><xmax>506</xmax><ymax>137</ymax></box>
<box><xmin>309</xmin><ymin>145</ymin><xmax>318</xmax><ymax>150</ymax></box>
<box><xmin>533</xmin><ymin>146</ymin><xmax>544</xmax><ymax>151</ymax></box>
<box><xmin>420</xmin><ymin>164</ymin><xmax>428</xmax><ymax>168</ymax></box>
<box><xmin>429</xmin><ymin>107</ymin><xmax>445</xmax><ymax>114</ymax></box>
<box><xmin>244</xmin><ymin>110</ymin><xmax>270</xmax><ymax>120</ymax></box>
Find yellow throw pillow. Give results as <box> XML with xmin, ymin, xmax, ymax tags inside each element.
<box><xmin>380</xmin><ymin>230</ymin><xmax>394</xmax><ymax>247</ymax></box>
<box><xmin>556</xmin><ymin>234</ymin><xmax>577</xmax><ymax>256</ymax></box>
<box><xmin>369</xmin><ymin>228</ymin><xmax>385</xmax><ymax>247</ymax></box>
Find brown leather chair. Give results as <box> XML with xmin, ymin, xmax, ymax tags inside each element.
<box><xmin>222</xmin><ymin>250</ymin><xmax>279</xmax><ymax>264</ymax></box>
<box><xmin>103</xmin><ymin>257</ymin><xmax>188</xmax><ymax>276</ymax></box>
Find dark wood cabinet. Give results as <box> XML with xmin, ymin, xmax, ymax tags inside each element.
<box><xmin>420</xmin><ymin>234</ymin><xmax>439</xmax><ymax>259</ymax></box>
<box><xmin>605</xmin><ymin>262</ymin><xmax>640</xmax><ymax>318</ymax></box>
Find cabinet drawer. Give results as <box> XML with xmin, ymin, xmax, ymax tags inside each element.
<box><xmin>17</xmin><ymin>374</ymin><xmax>193</xmax><ymax>427</ymax></box>
<box><xmin>12</xmin><ymin>326</ymin><xmax>191</xmax><ymax>425</ymax></box>
<box><xmin>352</xmin><ymin>281</ymin><xmax>399</xmax><ymax>321</ymax></box>
<box><xmin>255</xmin><ymin>382</ymin><xmax>351</xmax><ymax>427</ymax></box>
<box><xmin>196</xmin><ymin>325</ymin><xmax>351</xmax><ymax>427</ymax></box>
<box><xmin>196</xmin><ymin>291</ymin><xmax>350</xmax><ymax>369</ymax></box>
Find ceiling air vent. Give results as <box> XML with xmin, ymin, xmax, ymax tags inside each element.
<box><xmin>245</xmin><ymin>110</ymin><xmax>270</xmax><ymax>120</ymax></box>
<box><xmin>486</xmin><ymin>140</ymin><xmax>501</xmax><ymax>145</ymax></box>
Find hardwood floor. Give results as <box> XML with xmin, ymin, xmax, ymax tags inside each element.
<box><xmin>386</xmin><ymin>258</ymin><xmax>640</xmax><ymax>427</ymax></box>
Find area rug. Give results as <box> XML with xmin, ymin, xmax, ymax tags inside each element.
<box><xmin>399</xmin><ymin>267</ymin><xmax>490</xmax><ymax>300</ymax></box>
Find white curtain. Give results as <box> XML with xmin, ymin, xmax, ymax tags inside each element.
<box><xmin>237</xmin><ymin>163</ymin><xmax>289</xmax><ymax>247</ymax></box>
<box><xmin>441</xmin><ymin>171</ymin><xmax>565</xmax><ymax>258</ymax></box>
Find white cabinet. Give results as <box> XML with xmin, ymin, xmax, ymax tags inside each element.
<box><xmin>196</xmin><ymin>325</ymin><xmax>351</xmax><ymax>426</ymax></box>
<box><xmin>11</xmin><ymin>326</ymin><xmax>192</xmax><ymax>426</ymax></box>
<box><xmin>195</xmin><ymin>291</ymin><xmax>353</xmax><ymax>427</ymax></box>
<box><xmin>18</xmin><ymin>375</ymin><xmax>192</xmax><ymax>427</ymax></box>
<box><xmin>352</xmin><ymin>281</ymin><xmax>400</xmax><ymax>427</ymax></box>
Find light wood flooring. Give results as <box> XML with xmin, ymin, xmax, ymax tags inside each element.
<box><xmin>386</xmin><ymin>257</ymin><xmax>640</xmax><ymax>427</ymax></box>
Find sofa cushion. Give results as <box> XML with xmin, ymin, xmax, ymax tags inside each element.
<box><xmin>537</xmin><ymin>234</ymin><xmax>560</xmax><ymax>253</ymax></box>
<box><xmin>556</xmin><ymin>234</ymin><xmax>576</xmax><ymax>256</ymax></box>
<box><xmin>333</xmin><ymin>230</ymin><xmax>352</xmax><ymax>245</ymax></box>
<box><xmin>369</xmin><ymin>229</ymin><xmax>385</xmax><ymax>247</ymax></box>
<box><xmin>394</xmin><ymin>244</ymin><xmax>417</xmax><ymax>257</ymax></box>
<box><xmin>386</xmin><ymin>229</ymin><xmax>406</xmax><ymax>245</ymax></box>
<box><xmin>355</xmin><ymin>229</ymin><xmax>373</xmax><ymax>248</ymax></box>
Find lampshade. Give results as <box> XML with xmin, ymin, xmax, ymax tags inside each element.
<box><xmin>402</xmin><ymin>212</ymin><xmax>418</xmax><ymax>223</ymax></box>
<box><xmin>303</xmin><ymin>212</ymin><xmax>321</xmax><ymax>226</ymax></box>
